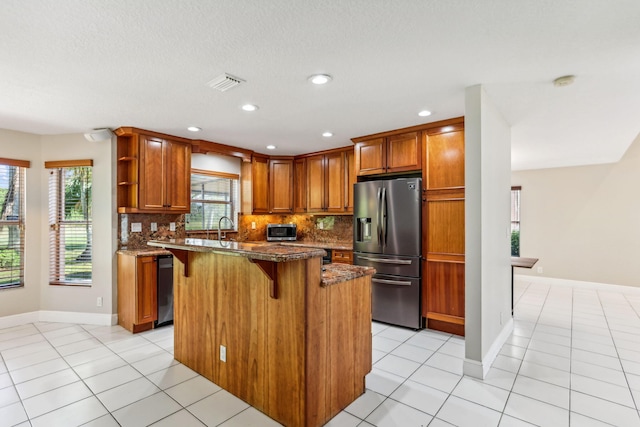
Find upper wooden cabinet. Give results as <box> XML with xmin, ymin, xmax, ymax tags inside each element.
<box><xmin>139</xmin><ymin>135</ymin><xmax>191</xmax><ymax>212</ymax></box>
<box><xmin>353</xmin><ymin>131</ymin><xmax>421</xmax><ymax>176</ymax></box>
<box><xmin>345</xmin><ymin>149</ymin><xmax>356</xmax><ymax>212</ymax></box>
<box><xmin>251</xmin><ymin>154</ymin><xmax>270</xmax><ymax>214</ymax></box>
<box><xmin>269</xmin><ymin>158</ymin><xmax>294</xmax><ymax>213</ymax></box>
<box><xmin>303</xmin><ymin>148</ymin><xmax>354</xmax><ymax>214</ymax></box>
<box><xmin>293</xmin><ymin>158</ymin><xmax>307</xmax><ymax>213</ymax></box>
<box><xmin>251</xmin><ymin>155</ymin><xmax>294</xmax><ymax>214</ymax></box>
<box><xmin>116</xmin><ymin>129</ymin><xmax>191</xmax><ymax>214</ymax></box>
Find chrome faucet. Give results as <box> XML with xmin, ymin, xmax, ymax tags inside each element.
<box><xmin>218</xmin><ymin>216</ymin><xmax>235</xmax><ymax>243</ymax></box>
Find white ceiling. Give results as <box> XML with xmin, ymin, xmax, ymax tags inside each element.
<box><xmin>1</xmin><ymin>1</ymin><xmax>639</xmax><ymax>170</ymax></box>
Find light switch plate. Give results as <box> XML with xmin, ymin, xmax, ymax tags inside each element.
<box><xmin>131</xmin><ymin>223</ymin><xmax>142</xmax><ymax>232</ymax></box>
<box><xmin>169</xmin><ymin>222</ymin><xmax>176</xmax><ymax>231</ymax></box>
<box><xmin>150</xmin><ymin>222</ymin><xmax>158</xmax><ymax>232</ymax></box>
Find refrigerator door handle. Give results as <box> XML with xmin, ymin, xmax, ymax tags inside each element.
<box><xmin>372</xmin><ymin>278</ymin><xmax>412</xmax><ymax>286</ymax></box>
<box><xmin>381</xmin><ymin>187</ymin><xmax>387</xmax><ymax>248</ymax></box>
<box><xmin>377</xmin><ymin>187</ymin><xmax>383</xmax><ymax>247</ymax></box>
<box><xmin>358</xmin><ymin>256</ymin><xmax>413</xmax><ymax>265</ymax></box>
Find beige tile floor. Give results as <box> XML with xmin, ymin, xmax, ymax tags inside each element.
<box><xmin>2</xmin><ymin>277</ymin><xmax>640</xmax><ymax>426</ymax></box>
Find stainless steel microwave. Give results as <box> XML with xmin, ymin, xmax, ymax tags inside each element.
<box><xmin>267</xmin><ymin>223</ymin><xmax>297</xmax><ymax>241</ymax></box>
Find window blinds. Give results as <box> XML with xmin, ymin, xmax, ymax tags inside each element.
<box><xmin>0</xmin><ymin>163</ymin><xmax>26</xmax><ymax>289</ymax></box>
<box><xmin>47</xmin><ymin>162</ymin><xmax>93</xmax><ymax>285</ymax></box>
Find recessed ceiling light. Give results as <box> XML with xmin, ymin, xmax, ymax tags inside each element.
<box><xmin>418</xmin><ymin>110</ymin><xmax>432</xmax><ymax>117</ymax></box>
<box><xmin>322</xmin><ymin>132</ymin><xmax>333</xmax><ymax>137</ymax></box>
<box><xmin>242</xmin><ymin>104</ymin><xmax>259</xmax><ymax>112</ymax></box>
<box><xmin>308</xmin><ymin>74</ymin><xmax>332</xmax><ymax>85</ymax></box>
<box><xmin>553</xmin><ymin>75</ymin><xmax>576</xmax><ymax>87</ymax></box>
<box><xmin>266</xmin><ymin>145</ymin><xmax>276</xmax><ymax>150</ymax></box>
<box><xmin>187</xmin><ymin>126</ymin><xmax>201</xmax><ymax>132</ymax></box>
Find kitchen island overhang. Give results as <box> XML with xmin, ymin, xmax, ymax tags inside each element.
<box><xmin>147</xmin><ymin>238</ymin><xmax>374</xmax><ymax>427</ymax></box>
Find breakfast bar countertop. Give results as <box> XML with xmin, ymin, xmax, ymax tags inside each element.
<box><xmin>147</xmin><ymin>238</ymin><xmax>326</xmax><ymax>262</ymax></box>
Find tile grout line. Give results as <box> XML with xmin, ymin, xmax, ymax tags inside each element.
<box><xmin>597</xmin><ymin>289</ymin><xmax>640</xmax><ymax>417</ymax></box>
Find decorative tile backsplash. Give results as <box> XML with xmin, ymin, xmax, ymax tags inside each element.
<box><xmin>118</xmin><ymin>213</ymin><xmax>353</xmax><ymax>249</ymax></box>
<box><xmin>237</xmin><ymin>214</ymin><xmax>353</xmax><ymax>244</ymax></box>
<box><xmin>118</xmin><ymin>213</ymin><xmax>186</xmax><ymax>249</ymax></box>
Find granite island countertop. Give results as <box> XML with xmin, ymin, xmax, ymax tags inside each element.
<box><xmin>146</xmin><ymin>238</ymin><xmax>373</xmax><ymax>286</ymax></box>
<box><xmin>280</xmin><ymin>240</ymin><xmax>353</xmax><ymax>251</ymax></box>
<box><xmin>117</xmin><ymin>248</ymin><xmax>172</xmax><ymax>257</ymax></box>
<box><xmin>147</xmin><ymin>238</ymin><xmax>326</xmax><ymax>262</ymax></box>
<box><xmin>321</xmin><ymin>263</ymin><xmax>374</xmax><ymax>286</ymax></box>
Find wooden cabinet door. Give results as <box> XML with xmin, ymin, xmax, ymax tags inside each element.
<box><xmin>136</xmin><ymin>256</ymin><xmax>158</xmax><ymax>324</ymax></box>
<box><xmin>387</xmin><ymin>131</ymin><xmax>421</xmax><ymax>173</ymax></box>
<box><xmin>165</xmin><ymin>140</ymin><xmax>191</xmax><ymax>212</ymax></box>
<box><xmin>139</xmin><ymin>135</ymin><xmax>166</xmax><ymax>210</ymax></box>
<box><xmin>325</xmin><ymin>152</ymin><xmax>345</xmax><ymax>213</ymax></box>
<box><xmin>354</xmin><ymin>138</ymin><xmax>385</xmax><ymax>176</ymax></box>
<box><xmin>331</xmin><ymin>250</ymin><xmax>353</xmax><ymax>264</ymax></box>
<box><xmin>293</xmin><ymin>158</ymin><xmax>307</xmax><ymax>213</ymax></box>
<box><xmin>422</xmin><ymin>126</ymin><xmax>465</xmax><ymax>336</ymax></box>
<box><xmin>269</xmin><ymin>158</ymin><xmax>293</xmax><ymax>213</ymax></box>
<box><xmin>345</xmin><ymin>149</ymin><xmax>356</xmax><ymax>213</ymax></box>
<box><xmin>252</xmin><ymin>155</ymin><xmax>269</xmax><ymax>213</ymax></box>
<box><xmin>307</xmin><ymin>155</ymin><xmax>325</xmax><ymax>212</ymax></box>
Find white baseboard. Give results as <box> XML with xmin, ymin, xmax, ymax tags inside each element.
<box><xmin>463</xmin><ymin>317</ymin><xmax>514</xmax><ymax>379</ymax></box>
<box><xmin>39</xmin><ymin>311</ymin><xmax>117</xmax><ymax>326</ymax></box>
<box><xmin>0</xmin><ymin>311</ymin><xmax>40</xmax><ymax>329</ymax></box>
<box><xmin>0</xmin><ymin>311</ymin><xmax>117</xmax><ymax>329</ymax></box>
<box><xmin>514</xmin><ymin>274</ymin><xmax>640</xmax><ymax>294</ymax></box>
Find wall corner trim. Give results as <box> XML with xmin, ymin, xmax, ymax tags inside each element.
<box><xmin>463</xmin><ymin>317</ymin><xmax>514</xmax><ymax>379</ymax></box>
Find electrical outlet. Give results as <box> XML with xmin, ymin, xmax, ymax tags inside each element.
<box><xmin>150</xmin><ymin>222</ymin><xmax>158</xmax><ymax>232</ymax></box>
<box><xmin>318</xmin><ymin>221</ymin><xmax>324</xmax><ymax>230</ymax></box>
<box><xmin>251</xmin><ymin>221</ymin><xmax>256</xmax><ymax>230</ymax></box>
<box><xmin>537</xmin><ymin>266</ymin><xmax>543</xmax><ymax>274</ymax></box>
<box><xmin>220</xmin><ymin>345</ymin><xmax>226</xmax><ymax>362</ymax></box>
<box><xmin>131</xmin><ymin>223</ymin><xmax>142</xmax><ymax>232</ymax></box>
<box><xmin>96</xmin><ymin>297</ymin><xmax>103</xmax><ymax>307</ymax></box>
<box><xmin>169</xmin><ymin>222</ymin><xmax>176</xmax><ymax>232</ymax></box>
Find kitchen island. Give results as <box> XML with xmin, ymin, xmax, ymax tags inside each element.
<box><xmin>147</xmin><ymin>238</ymin><xmax>374</xmax><ymax>427</ymax></box>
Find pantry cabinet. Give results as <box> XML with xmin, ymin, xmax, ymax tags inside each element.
<box><xmin>115</xmin><ymin>128</ymin><xmax>191</xmax><ymax>213</ymax></box>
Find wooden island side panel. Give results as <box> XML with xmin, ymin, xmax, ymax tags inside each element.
<box><xmin>172</xmin><ymin>251</ymin><xmax>371</xmax><ymax>427</ymax></box>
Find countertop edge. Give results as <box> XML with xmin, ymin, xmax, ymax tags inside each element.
<box><xmin>321</xmin><ymin>264</ymin><xmax>375</xmax><ymax>287</ymax></box>
<box><xmin>117</xmin><ymin>249</ymin><xmax>172</xmax><ymax>257</ymax></box>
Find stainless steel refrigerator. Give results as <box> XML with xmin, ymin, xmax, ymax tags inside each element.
<box><xmin>353</xmin><ymin>178</ymin><xmax>422</xmax><ymax>329</ymax></box>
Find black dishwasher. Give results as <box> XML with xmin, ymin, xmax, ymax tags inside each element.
<box><xmin>155</xmin><ymin>255</ymin><xmax>174</xmax><ymax>327</ymax></box>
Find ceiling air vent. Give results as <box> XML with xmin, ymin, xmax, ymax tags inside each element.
<box><xmin>207</xmin><ymin>73</ymin><xmax>245</xmax><ymax>92</ymax></box>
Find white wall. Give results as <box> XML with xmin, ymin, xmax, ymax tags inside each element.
<box><xmin>39</xmin><ymin>134</ymin><xmax>116</xmax><ymax>320</ymax></box>
<box><xmin>0</xmin><ymin>130</ymin><xmax>116</xmax><ymax>326</ymax></box>
<box><xmin>512</xmin><ymin>132</ymin><xmax>640</xmax><ymax>287</ymax></box>
<box><xmin>0</xmin><ymin>129</ymin><xmax>43</xmax><ymax>319</ymax></box>
<box><xmin>464</xmin><ymin>85</ymin><xmax>513</xmax><ymax>379</ymax></box>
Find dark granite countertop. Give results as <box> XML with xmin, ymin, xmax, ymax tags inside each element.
<box><xmin>147</xmin><ymin>238</ymin><xmax>326</xmax><ymax>262</ymax></box>
<box><xmin>117</xmin><ymin>248</ymin><xmax>172</xmax><ymax>257</ymax></box>
<box><xmin>321</xmin><ymin>263</ymin><xmax>375</xmax><ymax>286</ymax></box>
<box><xmin>280</xmin><ymin>241</ymin><xmax>353</xmax><ymax>251</ymax></box>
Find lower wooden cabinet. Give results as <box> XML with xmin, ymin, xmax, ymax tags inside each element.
<box><xmin>117</xmin><ymin>253</ymin><xmax>158</xmax><ymax>333</ymax></box>
<box><xmin>331</xmin><ymin>249</ymin><xmax>353</xmax><ymax>264</ymax></box>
